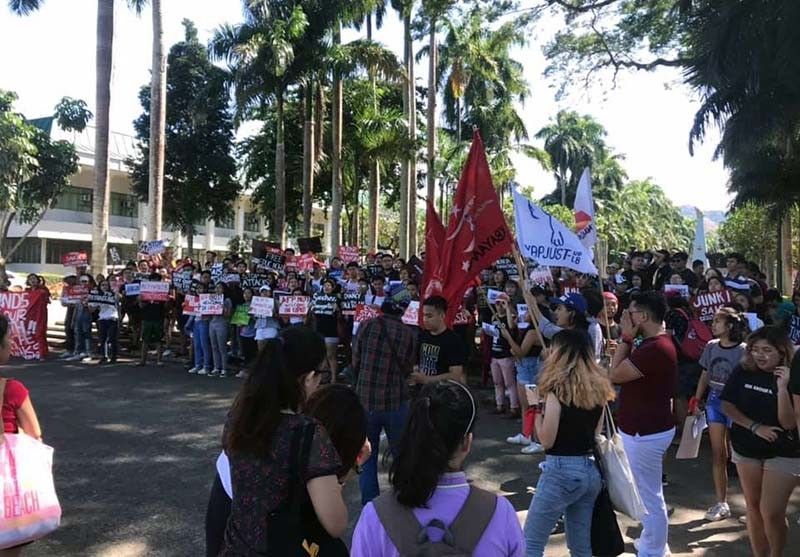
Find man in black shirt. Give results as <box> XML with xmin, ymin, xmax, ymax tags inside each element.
<box><xmin>670</xmin><ymin>251</ymin><xmax>698</xmax><ymax>290</ymax></box>
<box><xmin>410</xmin><ymin>296</ymin><xmax>467</xmax><ymax>385</ymax></box>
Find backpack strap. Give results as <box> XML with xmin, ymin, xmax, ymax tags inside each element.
<box><xmin>448</xmin><ymin>486</ymin><xmax>498</xmax><ymax>553</ymax></box>
<box><xmin>372</xmin><ymin>491</ymin><xmax>424</xmax><ymax>555</ymax></box>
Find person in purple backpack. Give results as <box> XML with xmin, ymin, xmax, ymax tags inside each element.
<box><xmin>351</xmin><ymin>380</ymin><xmax>524</xmax><ymax>556</ymax></box>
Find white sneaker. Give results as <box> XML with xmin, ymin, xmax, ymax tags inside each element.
<box><xmin>506</xmin><ymin>433</ymin><xmax>532</xmax><ymax>445</ymax></box>
<box><xmin>198</xmin><ymin>368</ymin><xmax>208</xmax><ymax>376</ymax></box>
<box><xmin>705</xmin><ymin>502</ymin><xmax>731</xmax><ymax>522</ymax></box>
<box><xmin>187</xmin><ymin>366</ymin><xmax>200</xmax><ymax>374</ymax></box>
<box><xmin>80</xmin><ymin>355</ymin><xmax>94</xmax><ymax>363</ymax></box>
<box><xmin>633</xmin><ymin>538</ymin><xmax>671</xmax><ymax>556</ymax></box>
<box><xmin>208</xmin><ymin>369</ymin><xmax>219</xmax><ymax>377</ymax></box>
<box><xmin>162</xmin><ymin>349</ymin><xmax>173</xmax><ymax>357</ymax></box>
<box><xmin>66</xmin><ymin>353</ymin><xmax>83</xmax><ymax>362</ymax></box>
<box><xmin>235</xmin><ymin>370</ymin><xmax>247</xmax><ymax>378</ymax></box>
<box><xmin>521</xmin><ymin>442</ymin><xmax>545</xmax><ymax>455</ymax></box>
<box><xmin>218</xmin><ymin>370</ymin><xmax>228</xmax><ymax>378</ymax></box>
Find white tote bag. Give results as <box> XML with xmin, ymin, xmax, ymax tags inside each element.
<box><xmin>0</xmin><ymin>433</ymin><xmax>62</xmax><ymax>549</ymax></box>
<box><xmin>595</xmin><ymin>406</ymin><xmax>647</xmax><ymax>521</ymax></box>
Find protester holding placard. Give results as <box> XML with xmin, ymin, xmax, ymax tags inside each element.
<box><xmin>209</xmin><ymin>283</ymin><xmax>234</xmax><ymax>377</ymax></box>
<box><xmin>120</xmin><ymin>269</ymin><xmax>143</xmax><ymax>351</ymax></box>
<box><xmin>236</xmin><ymin>288</ymin><xmax>257</xmax><ymax>376</ymax></box>
<box><xmin>67</xmin><ymin>274</ymin><xmax>94</xmax><ymax>362</ymax></box>
<box><xmin>311</xmin><ymin>279</ymin><xmax>342</xmax><ymax>383</ymax></box>
<box><xmin>253</xmin><ymin>286</ymin><xmax>280</xmax><ymax>350</ymax></box>
<box><xmin>137</xmin><ymin>273</ymin><xmax>167</xmax><ymax>367</ymax></box>
<box><xmin>188</xmin><ymin>283</ymin><xmax>213</xmax><ymax>375</ymax></box>
<box><xmin>88</xmin><ymin>279</ymin><xmax>120</xmax><ymax>364</ymax></box>
<box><xmin>489</xmin><ymin>298</ymin><xmax>519</xmax><ymax>419</ymax></box>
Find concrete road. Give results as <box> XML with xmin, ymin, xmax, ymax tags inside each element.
<box><xmin>9</xmin><ymin>356</ymin><xmax>800</xmax><ymax>556</ymax></box>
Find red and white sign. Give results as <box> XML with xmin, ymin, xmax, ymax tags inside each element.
<box><xmin>297</xmin><ymin>253</ymin><xmax>317</xmax><ymax>272</ymax></box>
<box><xmin>353</xmin><ymin>303</ymin><xmax>383</xmax><ymax>334</ymax></box>
<box><xmin>62</xmin><ymin>285</ymin><xmax>89</xmax><ymax>305</ymax></box>
<box><xmin>249</xmin><ymin>296</ymin><xmax>275</xmax><ymax>317</ymax></box>
<box><xmin>338</xmin><ymin>246</ymin><xmax>360</xmax><ymax>264</ymax></box>
<box><xmin>199</xmin><ymin>294</ymin><xmax>224</xmax><ymax>315</ymax></box>
<box><xmin>61</xmin><ymin>251</ymin><xmax>88</xmax><ymax>267</ymax></box>
<box><xmin>284</xmin><ymin>255</ymin><xmax>298</xmax><ymax>273</ymax></box>
<box><xmin>453</xmin><ymin>307</ymin><xmax>473</xmax><ymax>326</ymax></box>
<box><xmin>692</xmin><ymin>290</ymin><xmax>733</xmax><ymax>323</ymax></box>
<box><xmin>279</xmin><ymin>296</ymin><xmax>310</xmax><ymax>317</ymax></box>
<box><xmin>0</xmin><ymin>289</ymin><xmax>48</xmax><ymax>360</ymax></box>
<box><xmin>140</xmin><ymin>281</ymin><xmax>169</xmax><ymax>302</ymax></box>
<box><xmin>182</xmin><ymin>295</ymin><xmax>199</xmax><ymax>316</ymax></box>
<box><xmin>401</xmin><ymin>301</ymin><xmax>420</xmax><ymax>326</ymax></box>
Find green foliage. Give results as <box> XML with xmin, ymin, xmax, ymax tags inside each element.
<box><xmin>128</xmin><ymin>20</ymin><xmax>240</xmax><ymax>238</ymax></box>
<box><xmin>718</xmin><ymin>203</ymin><xmax>775</xmax><ymax>266</ymax></box>
<box><xmin>53</xmin><ymin>97</ymin><xmax>92</xmax><ymax>132</ymax></box>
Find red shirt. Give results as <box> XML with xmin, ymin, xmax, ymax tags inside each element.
<box><xmin>2</xmin><ymin>378</ymin><xmax>28</xmax><ymax>433</ymax></box>
<box><xmin>618</xmin><ymin>334</ymin><xmax>678</xmax><ymax>436</ymax></box>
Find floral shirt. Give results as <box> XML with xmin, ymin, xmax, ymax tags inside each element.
<box><xmin>221</xmin><ymin>413</ymin><xmax>341</xmax><ymax>555</ymax></box>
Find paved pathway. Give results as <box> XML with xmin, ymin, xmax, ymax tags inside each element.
<box><xmin>10</xmin><ymin>357</ymin><xmax>800</xmax><ymax>556</ymax></box>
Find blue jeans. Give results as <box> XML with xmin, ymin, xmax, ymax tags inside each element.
<box><xmin>524</xmin><ymin>455</ymin><xmax>602</xmax><ymax>557</ymax></box>
<box><xmin>359</xmin><ymin>403</ymin><xmax>408</xmax><ymax>505</ymax></box>
<box><xmin>193</xmin><ymin>319</ymin><xmax>212</xmax><ymax>370</ymax></box>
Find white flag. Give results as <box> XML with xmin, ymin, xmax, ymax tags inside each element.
<box><xmin>692</xmin><ymin>208</ymin><xmax>708</xmax><ymax>267</ymax></box>
<box><xmin>573</xmin><ymin>168</ymin><xmax>597</xmax><ymax>250</ymax></box>
<box><xmin>513</xmin><ymin>189</ymin><xmax>598</xmax><ymax>275</ymax></box>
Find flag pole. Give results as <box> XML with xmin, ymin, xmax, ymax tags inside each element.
<box><xmin>511</xmin><ymin>243</ymin><xmax>547</xmax><ymax>350</ymax></box>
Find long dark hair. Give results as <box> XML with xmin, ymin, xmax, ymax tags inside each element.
<box><xmin>741</xmin><ymin>326</ymin><xmax>794</xmax><ymax>372</ymax></box>
<box><xmin>305</xmin><ymin>385</ymin><xmax>367</xmax><ymax>478</ymax></box>
<box><xmin>389</xmin><ymin>381</ymin><xmax>476</xmax><ymax>508</ymax></box>
<box><xmin>224</xmin><ymin>327</ymin><xmax>325</xmax><ymax>457</ymax></box>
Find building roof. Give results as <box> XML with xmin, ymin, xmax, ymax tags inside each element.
<box><xmin>28</xmin><ymin>116</ymin><xmax>138</xmax><ymax>169</ymax></box>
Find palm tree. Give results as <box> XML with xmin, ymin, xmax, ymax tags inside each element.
<box><xmin>147</xmin><ymin>0</ymin><xmax>166</xmax><ymax>241</ymax></box>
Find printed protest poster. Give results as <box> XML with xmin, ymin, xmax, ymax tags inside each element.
<box><xmin>140</xmin><ymin>281</ymin><xmax>170</xmax><ymax>302</ymax></box>
<box><xmin>62</xmin><ymin>285</ymin><xmax>89</xmax><ymax>304</ymax></box>
<box><xmin>88</xmin><ymin>292</ymin><xmax>117</xmax><ymax>306</ymax></box>
<box><xmin>401</xmin><ymin>301</ymin><xmax>420</xmax><ymax>326</ymax></box>
<box><xmin>231</xmin><ymin>304</ymin><xmax>251</xmax><ymax>326</ymax></box>
<box><xmin>338</xmin><ymin>246</ymin><xmax>360</xmax><ymax>264</ymax></box>
<box><xmin>353</xmin><ymin>303</ymin><xmax>382</xmax><ymax>334</ymax></box>
<box><xmin>341</xmin><ymin>291</ymin><xmax>361</xmax><ymax>316</ymax></box>
<box><xmin>453</xmin><ymin>308</ymin><xmax>472</xmax><ymax>326</ymax></box>
<box><xmin>61</xmin><ymin>251</ymin><xmax>88</xmax><ymax>268</ymax></box>
<box><xmin>692</xmin><ymin>290</ymin><xmax>733</xmax><ymax>323</ymax></box>
<box><xmin>210</xmin><ymin>263</ymin><xmax>224</xmax><ymax>284</ymax></box>
<box><xmin>109</xmin><ymin>247</ymin><xmax>121</xmax><ymax>265</ymax></box>
<box><xmin>199</xmin><ymin>293</ymin><xmax>224</xmax><ymax>315</ymax></box>
<box><xmin>481</xmin><ymin>322</ymin><xmax>499</xmax><ymax>338</ymax></box>
<box><xmin>665</xmin><ymin>284</ymin><xmax>690</xmax><ymax>300</ymax></box>
<box><xmin>528</xmin><ymin>266</ymin><xmax>553</xmax><ymax>286</ymax></box>
<box><xmin>249</xmin><ymin>296</ymin><xmax>275</xmax><ymax>317</ymax></box>
<box><xmin>495</xmin><ymin>257</ymin><xmax>518</xmax><ymax>280</ymax></box>
<box><xmin>241</xmin><ymin>273</ymin><xmax>270</xmax><ymax>290</ymax></box>
<box><xmin>0</xmin><ymin>289</ymin><xmax>48</xmax><ymax>360</ymax></box>
<box><xmin>486</xmin><ymin>288</ymin><xmax>506</xmax><ymax>305</ymax></box>
<box><xmin>297</xmin><ymin>253</ymin><xmax>317</xmax><ymax>272</ymax></box>
<box><xmin>221</xmin><ymin>273</ymin><xmax>241</xmax><ymax>284</ymax></box>
<box><xmin>182</xmin><ymin>295</ymin><xmax>200</xmax><ymax>317</ymax></box>
<box><xmin>124</xmin><ymin>283</ymin><xmax>141</xmax><ymax>297</ymax></box>
<box><xmin>284</xmin><ymin>255</ymin><xmax>298</xmax><ymax>273</ymax></box>
<box><xmin>517</xmin><ymin>304</ymin><xmax>529</xmax><ymax>329</ymax></box>
<box><xmin>790</xmin><ymin>315</ymin><xmax>800</xmax><ymax>344</ymax></box>
<box><xmin>138</xmin><ymin>240</ymin><xmax>166</xmax><ymax>256</ymax></box>
<box><xmin>279</xmin><ymin>295</ymin><xmax>310</xmax><ymax>317</ymax></box>
<box><xmin>172</xmin><ymin>270</ymin><xmax>193</xmax><ymax>294</ymax></box>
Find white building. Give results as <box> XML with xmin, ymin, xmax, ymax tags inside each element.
<box><xmin>6</xmin><ymin>119</ymin><xmax>327</xmax><ymax>274</ymax></box>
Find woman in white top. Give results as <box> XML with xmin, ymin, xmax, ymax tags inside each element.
<box><xmin>89</xmin><ymin>279</ymin><xmax>119</xmax><ymax>364</ymax></box>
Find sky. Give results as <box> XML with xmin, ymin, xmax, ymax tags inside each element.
<box><xmin>0</xmin><ymin>0</ymin><xmax>731</xmax><ymax>211</ymax></box>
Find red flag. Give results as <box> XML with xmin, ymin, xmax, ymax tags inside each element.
<box><xmin>421</xmin><ymin>199</ymin><xmax>446</xmax><ymax>300</ymax></box>
<box><xmin>438</xmin><ymin>131</ymin><xmax>513</xmax><ymax>325</ymax></box>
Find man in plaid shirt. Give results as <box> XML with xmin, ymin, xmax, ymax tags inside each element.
<box><xmin>352</xmin><ymin>300</ymin><xmax>417</xmax><ymax>505</ymax></box>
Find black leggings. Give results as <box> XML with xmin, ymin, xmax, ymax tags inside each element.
<box><xmin>205</xmin><ymin>473</ymin><xmax>231</xmax><ymax>557</ymax></box>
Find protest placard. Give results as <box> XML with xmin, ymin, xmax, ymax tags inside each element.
<box><xmin>297</xmin><ymin>253</ymin><xmax>317</xmax><ymax>272</ymax></box>
<box><xmin>251</xmin><ymin>239</ymin><xmax>282</xmax><ymax>258</ymax></box>
<box><xmin>199</xmin><ymin>294</ymin><xmax>224</xmax><ymax>315</ymax></box>
<box><xmin>353</xmin><ymin>303</ymin><xmax>382</xmax><ymax>334</ymax></box>
<box><xmin>790</xmin><ymin>315</ymin><xmax>800</xmax><ymax>345</ymax></box>
<box><xmin>182</xmin><ymin>295</ymin><xmax>199</xmax><ymax>316</ymax></box>
<box><xmin>0</xmin><ymin>289</ymin><xmax>48</xmax><ymax>360</ymax></box>
<box><xmin>231</xmin><ymin>304</ymin><xmax>251</xmax><ymax>326</ymax></box>
<box><xmin>124</xmin><ymin>283</ymin><xmax>141</xmax><ymax>297</ymax></box>
<box><xmin>62</xmin><ymin>285</ymin><xmax>89</xmax><ymax>304</ymax></box>
<box><xmin>171</xmin><ymin>270</ymin><xmax>193</xmax><ymax>294</ymax></box>
<box><xmin>61</xmin><ymin>251</ymin><xmax>88</xmax><ymax>268</ymax></box>
<box><xmin>88</xmin><ymin>292</ymin><xmax>117</xmax><ymax>305</ymax></box>
<box><xmin>284</xmin><ymin>255</ymin><xmax>298</xmax><ymax>273</ymax></box>
<box><xmin>341</xmin><ymin>291</ymin><xmax>361</xmax><ymax>316</ymax></box>
<box><xmin>210</xmin><ymin>263</ymin><xmax>224</xmax><ymax>284</ymax></box>
<box><xmin>665</xmin><ymin>284</ymin><xmax>691</xmax><ymax>300</ymax></box>
<box><xmin>744</xmin><ymin>313</ymin><xmax>762</xmax><ymax>333</ymax></box>
<box><xmin>279</xmin><ymin>296</ymin><xmax>310</xmax><ymax>317</ymax></box>
<box><xmin>221</xmin><ymin>273</ymin><xmax>241</xmax><ymax>284</ymax></box>
<box><xmin>254</xmin><ymin>252</ymin><xmax>286</xmax><ymax>273</ymax></box>
<box><xmin>453</xmin><ymin>308</ymin><xmax>472</xmax><ymax>326</ymax></box>
<box><xmin>338</xmin><ymin>246</ymin><xmax>360</xmax><ymax>264</ymax></box>
<box><xmin>517</xmin><ymin>304</ymin><xmax>529</xmax><ymax>329</ymax></box>
<box><xmin>249</xmin><ymin>296</ymin><xmax>275</xmax><ymax>317</ymax></box>
<box><xmin>298</xmin><ymin>236</ymin><xmax>322</xmax><ymax>254</ymax></box>
<box><xmin>109</xmin><ymin>247</ymin><xmax>121</xmax><ymax>265</ymax></box>
<box><xmin>402</xmin><ymin>301</ymin><xmax>420</xmax><ymax>326</ymax></box>
<box><xmin>241</xmin><ymin>273</ymin><xmax>270</xmax><ymax>290</ymax></box>
<box><xmin>692</xmin><ymin>290</ymin><xmax>733</xmax><ymax>323</ymax></box>
<box><xmin>486</xmin><ymin>288</ymin><xmax>505</xmax><ymax>305</ymax></box>
<box><xmin>481</xmin><ymin>322</ymin><xmax>499</xmax><ymax>338</ymax></box>
<box><xmin>138</xmin><ymin>240</ymin><xmax>166</xmax><ymax>256</ymax></box>
<box><xmin>495</xmin><ymin>257</ymin><xmax>518</xmax><ymax>279</ymax></box>
<box><xmin>140</xmin><ymin>281</ymin><xmax>169</xmax><ymax>302</ymax></box>
<box><xmin>528</xmin><ymin>266</ymin><xmax>553</xmax><ymax>286</ymax></box>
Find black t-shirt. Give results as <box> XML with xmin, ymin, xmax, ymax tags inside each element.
<box><xmin>548</xmin><ymin>403</ymin><xmax>603</xmax><ymax>456</ymax></box>
<box><xmin>491</xmin><ymin>316</ymin><xmax>512</xmax><ymax>359</ymax></box>
<box><xmin>140</xmin><ymin>300</ymin><xmax>165</xmax><ymax>322</ymax></box>
<box><xmin>791</xmin><ymin>350</ymin><xmax>800</xmax><ymax>397</ymax></box>
<box><xmin>720</xmin><ymin>366</ymin><xmax>800</xmax><ymax>459</ymax></box>
<box><xmin>418</xmin><ymin>329</ymin><xmax>467</xmax><ymax>377</ymax></box>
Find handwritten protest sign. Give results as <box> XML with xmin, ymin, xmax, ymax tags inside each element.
<box><xmin>62</xmin><ymin>285</ymin><xmax>89</xmax><ymax>304</ymax></box>
<box><xmin>182</xmin><ymin>295</ymin><xmax>199</xmax><ymax>316</ymax></box>
<box><xmin>138</xmin><ymin>240</ymin><xmax>166</xmax><ymax>256</ymax></box>
<box><xmin>172</xmin><ymin>270</ymin><xmax>193</xmax><ymax>294</ymax></box>
<box><xmin>199</xmin><ymin>294</ymin><xmax>224</xmax><ymax>315</ymax></box>
<box><xmin>61</xmin><ymin>251</ymin><xmax>88</xmax><ymax>267</ymax></box>
<box><xmin>140</xmin><ymin>281</ymin><xmax>169</xmax><ymax>302</ymax></box>
<box><xmin>210</xmin><ymin>263</ymin><xmax>224</xmax><ymax>284</ymax></box>
<box><xmin>298</xmin><ymin>253</ymin><xmax>317</xmax><ymax>272</ymax></box>
<box><xmin>692</xmin><ymin>290</ymin><xmax>733</xmax><ymax>323</ymax></box>
<box><xmin>665</xmin><ymin>284</ymin><xmax>690</xmax><ymax>300</ymax></box>
<box><xmin>353</xmin><ymin>303</ymin><xmax>382</xmax><ymax>334</ymax></box>
<box><xmin>338</xmin><ymin>246</ymin><xmax>360</xmax><ymax>264</ymax></box>
<box><xmin>279</xmin><ymin>296</ymin><xmax>310</xmax><ymax>317</ymax></box>
<box><xmin>241</xmin><ymin>273</ymin><xmax>270</xmax><ymax>290</ymax></box>
<box><xmin>0</xmin><ymin>289</ymin><xmax>48</xmax><ymax>360</ymax></box>
<box><xmin>124</xmin><ymin>283</ymin><xmax>141</xmax><ymax>297</ymax></box>
<box><xmin>231</xmin><ymin>304</ymin><xmax>251</xmax><ymax>326</ymax></box>
<box><xmin>402</xmin><ymin>301</ymin><xmax>420</xmax><ymax>326</ymax></box>
<box><xmin>249</xmin><ymin>296</ymin><xmax>275</xmax><ymax>317</ymax></box>
<box><xmin>453</xmin><ymin>308</ymin><xmax>472</xmax><ymax>326</ymax></box>
<box><xmin>253</xmin><ymin>252</ymin><xmax>286</xmax><ymax>273</ymax></box>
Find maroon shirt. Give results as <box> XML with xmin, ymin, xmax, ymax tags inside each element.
<box><xmin>618</xmin><ymin>334</ymin><xmax>678</xmax><ymax>436</ymax></box>
<box><xmin>2</xmin><ymin>378</ymin><xmax>28</xmax><ymax>433</ymax></box>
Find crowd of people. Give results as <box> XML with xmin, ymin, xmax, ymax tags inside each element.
<box><xmin>3</xmin><ymin>244</ymin><xmax>800</xmax><ymax>556</ymax></box>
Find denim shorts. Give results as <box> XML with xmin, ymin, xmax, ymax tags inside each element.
<box><xmin>706</xmin><ymin>391</ymin><xmax>732</xmax><ymax>427</ymax></box>
<box><xmin>516</xmin><ymin>357</ymin><xmax>539</xmax><ymax>385</ymax></box>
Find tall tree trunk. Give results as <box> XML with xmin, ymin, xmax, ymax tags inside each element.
<box><xmin>92</xmin><ymin>0</ymin><xmax>114</xmax><ymax>274</ymax></box>
<box><xmin>781</xmin><ymin>212</ymin><xmax>792</xmax><ymax>295</ymax></box>
<box><xmin>366</xmin><ymin>13</ymin><xmax>380</xmax><ymax>253</ymax></box>
<box><xmin>330</xmin><ymin>22</ymin><xmax>343</xmax><ymax>254</ymax></box>
<box><xmin>302</xmin><ymin>82</ymin><xmax>315</xmax><ymax>237</ymax></box>
<box><xmin>426</xmin><ymin>18</ymin><xmax>437</xmax><ymax>203</ymax></box>
<box><xmin>186</xmin><ymin>226</ymin><xmax>194</xmax><ymax>259</ymax></box>
<box><xmin>406</xmin><ymin>9</ymin><xmax>417</xmax><ymax>256</ymax></box>
<box><xmin>274</xmin><ymin>91</ymin><xmax>286</xmax><ymax>245</ymax></box>
<box><xmin>399</xmin><ymin>14</ymin><xmax>410</xmax><ymax>259</ymax></box>
<box><xmin>147</xmin><ymin>0</ymin><xmax>166</xmax><ymax>241</ymax></box>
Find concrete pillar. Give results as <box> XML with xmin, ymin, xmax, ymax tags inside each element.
<box><xmin>137</xmin><ymin>202</ymin><xmax>148</xmax><ymax>241</ymax></box>
<box><xmin>40</xmin><ymin>238</ymin><xmax>47</xmax><ymax>266</ymax></box>
<box><xmin>205</xmin><ymin>218</ymin><xmax>215</xmax><ymax>251</ymax></box>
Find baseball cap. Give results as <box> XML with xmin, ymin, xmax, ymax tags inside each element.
<box><xmin>602</xmin><ymin>291</ymin><xmax>618</xmax><ymax>303</ymax></box>
<box><xmin>550</xmin><ymin>293</ymin><xmax>588</xmax><ymax>315</ymax></box>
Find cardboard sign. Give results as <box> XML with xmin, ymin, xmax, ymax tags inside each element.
<box><xmin>249</xmin><ymin>296</ymin><xmax>275</xmax><ymax>317</ymax></box>
<box><xmin>199</xmin><ymin>293</ymin><xmax>224</xmax><ymax>315</ymax></box>
<box><xmin>692</xmin><ymin>290</ymin><xmax>733</xmax><ymax>323</ymax></box>
<box><xmin>140</xmin><ymin>281</ymin><xmax>169</xmax><ymax>302</ymax></box>
<box><xmin>298</xmin><ymin>253</ymin><xmax>317</xmax><ymax>272</ymax></box>
<box><xmin>790</xmin><ymin>315</ymin><xmax>800</xmax><ymax>345</ymax></box>
<box><xmin>0</xmin><ymin>289</ymin><xmax>48</xmax><ymax>360</ymax></box>
<box><xmin>402</xmin><ymin>301</ymin><xmax>420</xmax><ymax>326</ymax></box>
<box><xmin>676</xmin><ymin>412</ymin><xmax>708</xmax><ymax>460</ymax></box>
<box><xmin>279</xmin><ymin>295</ymin><xmax>310</xmax><ymax>317</ymax></box>
<box><xmin>241</xmin><ymin>273</ymin><xmax>270</xmax><ymax>290</ymax></box>
<box><xmin>231</xmin><ymin>304</ymin><xmax>251</xmax><ymax>326</ymax></box>
<box><xmin>182</xmin><ymin>295</ymin><xmax>200</xmax><ymax>316</ymax></box>
<box><xmin>210</xmin><ymin>263</ymin><xmax>224</xmax><ymax>284</ymax></box>
<box><xmin>109</xmin><ymin>247</ymin><xmax>121</xmax><ymax>265</ymax></box>
<box><xmin>665</xmin><ymin>284</ymin><xmax>690</xmax><ymax>300</ymax></box>
<box><xmin>172</xmin><ymin>270</ymin><xmax>193</xmax><ymax>294</ymax></box>
<box><xmin>139</xmin><ymin>240</ymin><xmax>166</xmax><ymax>256</ymax></box>
<box><xmin>254</xmin><ymin>252</ymin><xmax>286</xmax><ymax>273</ymax></box>
<box><xmin>338</xmin><ymin>246</ymin><xmax>360</xmax><ymax>264</ymax></box>
<box><xmin>124</xmin><ymin>283</ymin><xmax>141</xmax><ymax>297</ymax></box>
<box><xmin>517</xmin><ymin>304</ymin><xmax>529</xmax><ymax>329</ymax></box>
<box><xmin>88</xmin><ymin>292</ymin><xmax>117</xmax><ymax>305</ymax></box>
<box><xmin>298</xmin><ymin>236</ymin><xmax>323</xmax><ymax>254</ymax></box>
<box><xmin>341</xmin><ymin>291</ymin><xmax>361</xmax><ymax>316</ymax></box>
<box><xmin>62</xmin><ymin>285</ymin><xmax>89</xmax><ymax>305</ymax></box>
<box><xmin>453</xmin><ymin>308</ymin><xmax>472</xmax><ymax>326</ymax></box>
<box><xmin>61</xmin><ymin>251</ymin><xmax>88</xmax><ymax>268</ymax></box>
<box><xmin>221</xmin><ymin>273</ymin><xmax>241</xmax><ymax>284</ymax></box>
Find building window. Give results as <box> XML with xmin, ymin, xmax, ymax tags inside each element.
<box><xmin>216</xmin><ymin>214</ymin><xmax>235</xmax><ymax>230</ymax></box>
<box><xmin>244</xmin><ymin>211</ymin><xmax>259</xmax><ymax>233</ymax></box>
<box><xmin>46</xmin><ymin>239</ymin><xmax>92</xmax><ymax>265</ymax></box>
<box><xmin>2</xmin><ymin>238</ymin><xmax>41</xmax><ymax>264</ymax></box>
<box><xmin>54</xmin><ymin>186</ymin><xmax>93</xmax><ymax>213</ymax></box>
<box><xmin>111</xmin><ymin>192</ymin><xmax>138</xmax><ymax>218</ymax></box>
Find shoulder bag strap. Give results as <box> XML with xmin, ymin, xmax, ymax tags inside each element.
<box><xmin>372</xmin><ymin>491</ymin><xmax>424</xmax><ymax>555</ymax></box>
<box><xmin>288</xmin><ymin>421</ymin><xmax>317</xmax><ymax>517</ymax></box>
<box><xmin>448</xmin><ymin>486</ymin><xmax>498</xmax><ymax>553</ymax></box>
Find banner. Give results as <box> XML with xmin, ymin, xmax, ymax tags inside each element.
<box><xmin>199</xmin><ymin>294</ymin><xmax>224</xmax><ymax>315</ymax></box>
<box><xmin>665</xmin><ymin>284</ymin><xmax>690</xmax><ymax>300</ymax></box>
<box><xmin>140</xmin><ymin>281</ymin><xmax>169</xmax><ymax>302</ymax></box>
<box><xmin>124</xmin><ymin>283</ymin><xmax>141</xmax><ymax>297</ymax></box>
<box><xmin>279</xmin><ymin>296</ymin><xmax>310</xmax><ymax>317</ymax></box>
<box><xmin>574</xmin><ymin>167</ymin><xmax>597</xmax><ymax>250</ymax></box>
<box><xmin>249</xmin><ymin>296</ymin><xmax>275</xmax><ymax>317</ymax></box>
<box><xmin>182</xmin><ymin>295</ymin><xmax>199</xmax><ymax>317</ymax></box>
<box><xmin>62</xmin><ymin>285</ymin><xmax>89</xmax><ymax>305</ymax></box>
<box><xmin>61</xmin><ymin>251</ymin><xmax>87</xmax><ymax>268</ymax></box>
<box><xmin>513</xmin><ymin>189</ymin><xmax>598</xmax><ymax>275</ymax></box>
<box><xmin>0</xmin><ymin>289</ymin><xmax>48</xmax><ymax>360</ymax></box>
<box><xmin>338</xmin><ymin>246</ymin><xmax>360</xmax><ymax>264</ymax></box>
<box><xmin>138</xmin><ymin>240</ymin><xmax>166</xmax><ymax>256</ymax></box>
<box><xmin>401</xmin><ymin>301</ymin><xmax>420</xmax><ymax>326</ymax></box>
<box><xmin>692</xmin><ymin>290</ymin><xmax>733</xmax><ymax>323</ymax></box>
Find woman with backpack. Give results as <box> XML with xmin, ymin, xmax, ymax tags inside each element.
<box><xmin>351</xmin><ymin>381</ymin><xmax>524</xmax><ymax>556</ymax></box>
<box><xmin>689</xmin><ymin>306</ymin><xmax>749</xmax><ymax>522</ymax></box>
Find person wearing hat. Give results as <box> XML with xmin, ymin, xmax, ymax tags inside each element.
<box><xmin>528</xmin><ymin>293</ymin><xmax>590</xmax><ymax>343</ymax></box>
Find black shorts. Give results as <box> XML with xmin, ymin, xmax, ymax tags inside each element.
<box><xmin>205</xmin><ymin>473</ymin><xmax>231</xmax><ymax>557</ymax></box>
<box><xmin>677</xmin><ymin>362</ymin><xmax>702</xmax><ymax>399</ymax></box>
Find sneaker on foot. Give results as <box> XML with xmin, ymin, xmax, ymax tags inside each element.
<box><xmin>80</xmin><ymin>355</ymin><xmax>93</xmax><ymax>363</ymax></box>
<box><xmin>219</xmin><ymin>370</ymin><xmax>228</xmax><ymax>378</ymax></box>
<box><xmin>187</xmin><ymin>366</ymin><xmax>200</xmax><ymax>374</ymax></box>
<box><xmin>705</xmin><ymin>502</ymin><xmax>731</xmax><ymax>522</ymax></box>
<box><xmin>208</xmin><ymin>369</ymin><xmax>219</xmax><ymax>377</ymax></box>
<box><xmin>521</xmin><ymin>442</ymin><xmax>545</xmax><ymax>455</ymax></box>
<box><xmin>198</xmin><ymin>368</ymin><xmax>209</xmax><ymax>376</ymax></box>
<box><xmin>235</xmin><ymin>370</ymin><xmax>247</xmax><ymax>378</ymax></box>
<box><xmin>506</xmin><ymin>433</ymin><xmax>531</xmax><ymax>445</ymax></box>
<box><xmin>633</xmin><ymin>538</ymin><xmax>671</xmax><ymax>555</ymax></box>
<box><xmin>162</xmin><ymin>349</ymin><xmax>173</xmax><ymax>357</ymax></box>
<box><xmin>60</xmin><ymin>352</ymin><xmax>74</xmax><ymax>360</ymax></box>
